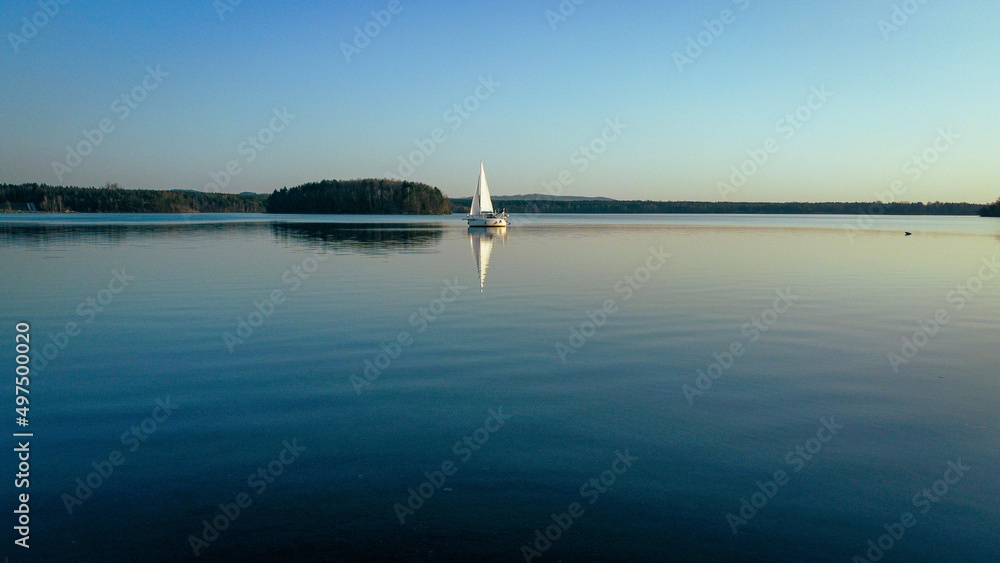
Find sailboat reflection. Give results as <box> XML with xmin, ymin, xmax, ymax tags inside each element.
<box><xmin>468</xmin><ymin>226</ymin><xmax>507</xmax><ymax>292</ymax></box>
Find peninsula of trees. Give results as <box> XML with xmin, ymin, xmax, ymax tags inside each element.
<box><xmin>264</xmin><ymin>179</ymin><xmax>452</xmax><ymax>214</ymax></box>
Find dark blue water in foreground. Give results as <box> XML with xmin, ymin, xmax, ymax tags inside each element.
<box><xmin>1</xmin><ymin>213</ymin><xmax>998</xmax><ymax>562</ymax></box>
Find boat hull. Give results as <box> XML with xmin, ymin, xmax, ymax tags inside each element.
<box><xmin>467</xmin><ymin>217</ymin><xmax>507</xmax><ymax>227</ymax></box>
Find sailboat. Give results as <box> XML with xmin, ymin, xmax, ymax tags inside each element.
<box><xmin>467</xmin><ymin>161</ymin><xmax>509</xmax><ymax>227</ymax></box>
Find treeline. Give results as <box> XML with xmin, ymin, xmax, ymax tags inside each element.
<box><xmin>4</xmin><ymin>181</ymin><xmax>992</xmax><ymax>216</ymax></box>
<box><xmin>265</xmin><ymin>179</ymin><xmax>452</xmax><ymax>214</ymax></box>
<box><xmin>981</xmin><ymin>199</ymin><xmax>1000</xmax><ymax>217</ymax></box>
<box><xmin>0</xmin><ymin>184</ymin><xmax>265</xmax><ymax>213</ymax></box>
<box><xmin>451</xmin><ymin>198</ymin><xmax>985</xmax><ymax>215</ymax></box>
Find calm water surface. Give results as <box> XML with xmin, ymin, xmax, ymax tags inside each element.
<box><xmin>1</xmin><ymin>213</ymin><xmax>998</xmax><ymax>562</ymax></box>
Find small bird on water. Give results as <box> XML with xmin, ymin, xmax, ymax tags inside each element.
<box><xmin>905</xmin><ymin>232</ymin><xmax>912</xmax><ymax>236</ymax></box>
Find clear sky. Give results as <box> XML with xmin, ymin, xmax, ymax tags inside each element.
<box><xmin>1</xmin><ymin>1</ymin><xmax>997</xmax><ymax>202</ymax></box>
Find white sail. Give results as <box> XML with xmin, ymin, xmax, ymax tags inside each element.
<box><xmin>476</xmin><ymin>161</ymin><xmax>494</xmax><ymax>214</ymax></box>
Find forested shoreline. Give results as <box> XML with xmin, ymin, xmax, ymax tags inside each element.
<box><xmin>1</xmin><ymin>184</ymin><xmax>264</xmax><ymax>213</ymax></box>
<box><xmin>2</xmin><ymin>182</ymin><xmax>997</xmax><ymax>216</ymax></box>
<box><xmin>0</xmin><ymin>181</ymin><xmax>451</xmax><ymax>215</ymax></box>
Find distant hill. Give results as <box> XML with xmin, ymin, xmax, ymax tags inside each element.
<box><xmin>265</xmin><ymin>179</ymin><xmax>451</xmax><ymax>215</ymax></box>
<box><xmin>450</xmin><ymin>198</ymin><xmax>985</xmax><ymax>215</ymax></box>
<box><xmin>1</xmin><ymin>183</ymin><xmax>265</xmax><ymax>213</ymax></box>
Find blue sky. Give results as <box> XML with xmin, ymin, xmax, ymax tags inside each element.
<box><xmin>1</xmin><ymin>1</ymin><xmax>997</xmax><ymax>202</ymax></box>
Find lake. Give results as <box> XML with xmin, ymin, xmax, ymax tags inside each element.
<box><xmin>1</xmin><ymin>213</ymin><xmax>998</xmax><ymax>562</ymax></box>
